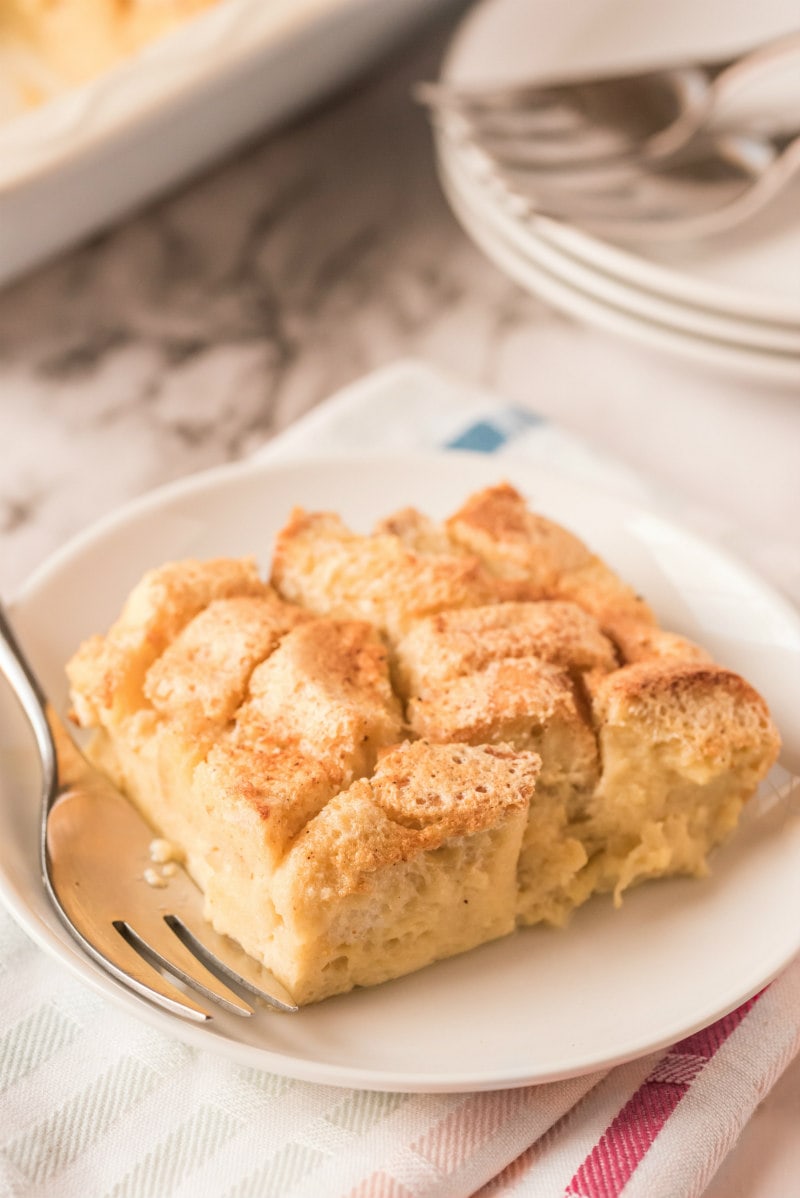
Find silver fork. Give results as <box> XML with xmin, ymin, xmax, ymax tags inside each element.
<box><xmin>0</xmin><ymin>601</ymin><xmax>298</xmax><ymax>1021</ymax></box>
<box><xmin>418</xmin><ymin>31</ymin><xmax>800</xmax><ymax>177</ymax></box>
<box><xmin>460</xmin><ymin>127</ymin><xmax>800</xmax><ymax>242</ymax></box>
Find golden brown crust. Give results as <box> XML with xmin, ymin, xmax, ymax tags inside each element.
<box><xmin>550</xmin><ymin>562</ymin><xmax>654</xmax><ymax>637</ymax></box>
<box><xmin>445</xmin><ymin>484</ymin><xmax>654</xmax><ymax>634</ymax></box>
<box><xmin>591</xmin><ymin>660</ymin><xmax>780</xmax><ymax>768</ymax></box>
<box><xmin>395</xmin><ymin>600</ymin><xmax>617</xmax><ymax>697</ymax></box>
<box><xmin>607</xmin><ymin>618</ymin><xmax>712</xmax><ymax>666</ymax></box>
<box><xmin>243</xmin><ymin>618</ymin><xmax>404</xmax><ymax>784</ymax></box>
<box><xmin>446</xmin><ymin>482</ymin><xmax>592</xmax><ymax>586</ymax></box>
<box><xmin>116</xmin><ymin>557</ymin><xmax>268</xmax><ymax>656</ymax></box>
<box><xmin>374</xmin><ymin>507</ymin><xmax>469</xmax><ymax>557</ymax></box>
<box><xmin>582</xmin><ymin>660</ymin><xmax>781</xmax><ymax>902</ymax></box>
<box><xmin>407</xmin><ymin>658</ymin><xmax>600</xmax><ymax>822</ymax></box>
<box><xmin>371</xmin><ymin>739</ymin><xmax>537</xmax><ymax>835</ymax></box>
<box><xmin>271</xmin><ymin>507</ymin><xmax>498</xmax><ymax>640</ymax></box>
<box><xmin>67</xmin><ymin>557</ymin><xmax>269</xmax><ymax>724</ymax></box>
<box><xmin>69</xmin><ymin>562</ymin><xmax>406</xmax><ymax>871</ymax></box>
<box><xmin>144</xmin><ymin>594</ymin><xmax>306</xmax><ymax>727</ymax></box>
<box><xmin>194</xmin><ymin>739</ymin><xmax>339</xmax><ymax>865</ymax></box>
<box><xmin>409</xmin><ymin>658</ymin><xmax>582</xmax><ymax>746</ymax></box>
<box><xmin>284</xmin><ymin>741</ymin><xmax>538</xmax><ymax>899</ymax></box>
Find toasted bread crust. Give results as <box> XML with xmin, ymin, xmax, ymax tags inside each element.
<box><xmin>67</xmin><ymin>557</ymin><xmax>269</xmax><ymax>724</ymax></box>
<box><xmin>408</xmin><ymin>658</ymin><xmax>583</xmax><ymax>745</ymax></box>
<box><xmin>272</xmin><ymin>507</ymin><xmax>498</xmax><ymax>639</ymax></box>
<box><xmin>591</xmin><ymin>660</ymin><xmax>779</xmax><ymax>766</ymax></box>
<box><xmin>606</xmin><ymin>617</ymin><xmax>712</xmax><ymax>666</ymax></box>
<box><xmin>396</xmin><ymin>600</ymin><xmax>617</xmax><ymax>697</ymax></box>
<box><xmin>287</xmin><ymin>740</ymin><xmax>538</xmax><ymax>899</ymax></box>
<box><xmin>446</xmin><ymin>482</ymin><xmax>592</xmax><ymax>585</ymax></box>
<box><xmin>445</xmin><ymin>484</ymin><xmax>655</xmax><ymax>635</ymax></box>
<box><xmin>144</xmin><ymin>594</ymin><xmax>307</xmax><ymax>726</ymax></box>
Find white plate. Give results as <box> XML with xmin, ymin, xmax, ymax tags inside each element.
<box><xmin>439</xmin><ymin>147</ymin><xmax>800</xmax><ymax>387</ymax></box>
<box><xmin>2</xmin><ymin>451</ymin><xmax>800</xmax><ymax>1092</ymax></box>
<box><xmin>442</xmin><ymin>0</ymin><xmax>800</xmax><ymax>328</ymax></box>
<box><xmin>534</xmin><ymin>189</ymin><xmax>800</xmax><ymax>331</ymax></box>
<box><xmin>0</xmin><ymin>0</ymin><xmax>449</xmax><ymax>287</ymax></box>
<box><xmin>444</xmin><ymin>145</ymin><xmax>800</xmax><ymax>355</ymax></box>
<box><xmin>439</xmin><ymin>138</ymin><xmax>800</xmax><ymax>357</ymax></box>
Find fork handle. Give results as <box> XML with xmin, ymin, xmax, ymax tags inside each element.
<box><xmin>0</xmin><ymin>603</ymin><xmax>110</xmax><ymax>819</ymax></box>
<box><xmin>0</xmin><ymin>600</ymin><xmax>58</xmax><ymax>809</ymax></box>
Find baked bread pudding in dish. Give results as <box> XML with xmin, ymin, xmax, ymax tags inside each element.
<box><xmin>67</xmin><ymin>484</ymin><xmax>781</xmax><ymax>1006</ymax></box>
<box><xmin>1</xmin><ymin>0</ymin><xmax>220</xmax><ymax>91</ymax></box>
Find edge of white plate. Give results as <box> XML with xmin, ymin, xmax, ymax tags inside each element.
<box><xmin>440</xmin><ymin>0</ymin><xmax>800</xmax><ymax>328</ymax></box>
<box><xmin>438</xmin><ymin>149</ymin><xmax>800</xmax><ymax>387</ymax></box>
<box><xmin>442</xmin><ymin>143</ymin><xmax>800</xmax><ymax>354</ymax></box>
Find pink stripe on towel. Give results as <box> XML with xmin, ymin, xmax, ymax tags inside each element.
<box><xmin>564</xmin><ymin>993</ymin><xmax>764</xmax><ymax>1198</ymax></box>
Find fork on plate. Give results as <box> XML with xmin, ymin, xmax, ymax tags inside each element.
<box><xmin>419</xmin><ymin>31</ymin><xmax>800</xmax><ymax>240</ymax></box>
<box><xmin>417</xmin><ymin>31</ymin><xmax>800</xmax><ymax>174</ymax></box>
<box><xmin>0</xmin><ymin>600</ymin><xmax>298</xmax><ymax>1021</ymax></box>
<box><xmin>457</xmin><ymin>127</ymin><xmax>800</xmax><ymax>242</ymax></box>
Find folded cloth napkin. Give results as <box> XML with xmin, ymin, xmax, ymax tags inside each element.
<box><xmin>1</xmin><ymin>360</ymin><xmax>799</xmax><ymax>1198</ymax></box>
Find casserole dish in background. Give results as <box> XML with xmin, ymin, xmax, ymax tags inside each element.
<box><xmin>0</xmin><ymin>0</ymin><xmax>457</xmax><ymax>287</ymax></box>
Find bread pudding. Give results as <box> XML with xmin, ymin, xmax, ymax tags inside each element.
<box><xmin>67</xmin><ymin>484</ymin><xmax>781</xmax><ymax>1005</ymax></box>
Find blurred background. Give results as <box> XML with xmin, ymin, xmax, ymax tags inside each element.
<box><xmin>1</xmin><ymin>0</ymin><xmax>797</xmax><ymax>614</ymax></box>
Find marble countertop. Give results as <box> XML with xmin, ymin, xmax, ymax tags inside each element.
<box><xmin>1</xmin><ymin>11</ymin><xmax>799</xmax><ymax>1195</ymax></box>
<box><xmin>3</xmin><ymin>15</ymin><xmax>799</xmax><ymax>604</ymax></box>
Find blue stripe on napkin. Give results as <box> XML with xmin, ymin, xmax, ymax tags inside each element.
<box><xmin>446</xmin><ymin>421</ymin><xmax>509</xmax><ymax>453</ymax></box>
<box><xmin>444</xmin><ymin>407</ymin><xmax>544</xmax><ymax>454</ymax></box>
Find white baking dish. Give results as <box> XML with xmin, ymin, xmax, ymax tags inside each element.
<box><xmin>0</xmin><ymin>0</ymin><xmax>453</xmax><ymax>287</ymax></box>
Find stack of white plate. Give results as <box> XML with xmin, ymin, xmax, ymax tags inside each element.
<box><xmin>435</xmin><ymin>0</ymin><xmax>800</xmax><ymax>386</ymax></box>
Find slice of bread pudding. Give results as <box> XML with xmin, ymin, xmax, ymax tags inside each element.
<box><xmin>67</xmin><ymin>485</ymin><xmax>780</xmax><ymax>1006</ymax></box>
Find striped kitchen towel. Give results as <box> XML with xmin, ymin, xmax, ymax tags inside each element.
<box><xmin>1</xmin><ymin>359</ymin><xmax>799</xmax><ymax>1198</ymax></box>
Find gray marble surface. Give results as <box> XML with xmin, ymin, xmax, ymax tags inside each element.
<box><xmin>3</xmin><ymin>15</ymin><xmax>799</xmax><ymax>604</ymax></box>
